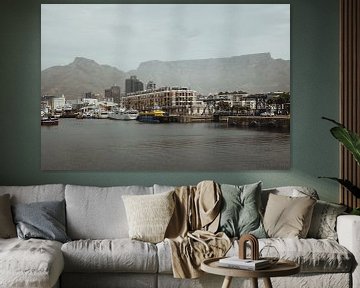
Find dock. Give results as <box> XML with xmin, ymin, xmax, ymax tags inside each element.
<box><xmin>226</xmin><ymin>116</ymin><xmax>290</xmax><ymax>129</ymax></box>
<box><xmin>170</xmin><ymin>115</ymin><xmax>213</xmax><ymax>123</ymax></box>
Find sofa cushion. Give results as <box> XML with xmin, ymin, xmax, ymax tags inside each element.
<box><xmin>0</xmin><ymin>194</ymin><xmax>16</xmax><ymax>238</ymax></box>
<box><xmin>261</xmin><ymin>238</ymin><xmax>353</xmax><ymax>273</ymax></box>
<box><xmin>263</xmin><ymin>193</ymin><xmax>316</xmax><ymax>238</ymax></box>
<box><xmin>307</xmin><ymin>200</ymin><xmax>347</xmax><ymax>240</ymax></box>
<box><xmin>61</xmin><ymin>239</ymin><xmax>158</xmax><ymax>273</ymax></box>
<box><xmin>0</xmin><ymin>184</ymin><xmax>65</xmax><ymax>204</ymax></box>
<box><xmin>156</xmin><ymin>240</ymin><xmax>173</xmax><ymax>274</ymax></box>
<box><xmin>261</xmin><ymin>186</ymin><xmax>319</xmax><ymax>212</ymax></box>
<box><xmin>157</xmin><ymin>237</ymin><xmax>353</xmax><ymax>274</ymax></box>
<box><xmin>0</xmin><ymin>238</ymin><xmax>64</xmax><ymax>288</ymax></box>
<box><xmin>65</xmin><ymin>185</ymin><xmax>153</xmax><ymax>239</ymax></box>
<box><xmin>122</xmin><ymin>191</ymin><xmax>175</xmax><ymax>243</ymax></box>
<box><xmin>218</xmin><ymin>182</ymin><xmax>266</xmax><ymax>238</ymax></box>
<box><xmin>12</xmin><ymin>200</ymin><xmax>70</xmax><ymax>243</ymax></box>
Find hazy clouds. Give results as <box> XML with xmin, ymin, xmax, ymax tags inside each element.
<box><xmin>41</xmin><ymin>4</ymin><xmax>290</xmax><ymax>71</ymax></box>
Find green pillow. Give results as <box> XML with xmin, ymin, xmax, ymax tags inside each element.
<box><xmin>218</xmin><ymin>182</ymin><xmax>266</xmax><ymax>238</ymax></box>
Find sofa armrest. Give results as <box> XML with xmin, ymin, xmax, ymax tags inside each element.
<box><xmin>337</xmin><ymin>215</ymin><xmax>360</xmax><ymax>288</ymax></box>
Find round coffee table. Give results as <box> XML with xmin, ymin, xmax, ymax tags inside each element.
<box><xmin>201</xmin><ymin>257</ymin><xmax>300</xmax><ymax>288</ymax></box>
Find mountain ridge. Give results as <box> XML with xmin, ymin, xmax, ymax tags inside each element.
<box><xmin>41</xmin><ymin>53</ymin><xmax>290</xmax><ymax>99</ymax></box>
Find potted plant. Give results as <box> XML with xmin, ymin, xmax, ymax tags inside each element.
<box><xmin>320</xmin><ymin>117</ymin><xmax>360</xmax><ymax>215</ymax></box>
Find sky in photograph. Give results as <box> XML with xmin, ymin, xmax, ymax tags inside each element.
<box><xmin>41</xmin><ymin>4</ymin><xmax>290</xmax><ymax>71</ymax></box>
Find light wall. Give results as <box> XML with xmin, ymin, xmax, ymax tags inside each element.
<box><xmin>0</xmin><ymin>0</ymin><xmax>340</xmax><ymax>202</ymax></box>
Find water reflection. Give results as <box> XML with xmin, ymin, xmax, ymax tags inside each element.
<box><xmin>41</xmin><ymin>119</ymin><xmax>290</xmax><ymax>171</ymax></box>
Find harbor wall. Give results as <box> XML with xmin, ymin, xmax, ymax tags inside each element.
<box><xmin>226</xmin><ymin>116</ymin><xmax>290</xmax><ymax>129</ymax></box>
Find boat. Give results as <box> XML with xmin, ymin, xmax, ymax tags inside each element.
<box><xmin>137</xmin><ymin>109</ymin><xmax>169</xmax><ymax>123</ymax></box>
<box><xmin>76</xmin><ymin>111</ymin><xmax>94</xmax><ymax>119</ymax></box>
<box><xmin>53</xmin><ymin>106</ymin><xmax>63</xmax><ymax>118</ymax></box>
<box><xmin>108</xmin><ymin>109</ymin><xmax>139</xmax><ymax>120</ymax></box>
<box><xmin>96</xmin><ymin>110</ymin><xmax>109</xmax><ymax>119</ymax></box>
<box><xmin>61</xmin><ymin>104</ymin><xmax>76</xmax><ymax>118</ymax></box>
<box><xmin>41</xmin><ymin>116</ymin><xmax>59</xmax><ymax>126</ymax></box>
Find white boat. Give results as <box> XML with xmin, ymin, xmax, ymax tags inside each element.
<box><xmin>108</xmin><ymin>109</ymin><xmax>139</xmax><ymax>120</ymax></box>
<box><xmin>64</xmin><ymin>104</ymin><xmax>73</xmax><ymax>112</ymax></box>
<box><xmin>96</xmin><ymin>110</ymin><xmax>109</xmax><ymax>119</ymax></box>
<box><xmin>53</xmin><ymin>106</ymin><xmax>63</xmax><ymax>118</ymax></box>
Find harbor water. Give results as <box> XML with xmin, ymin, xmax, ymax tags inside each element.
<box><xmin>41</xmin><ymin>119</ymin><xmax>290</xmax><ymax>171</ymax></box>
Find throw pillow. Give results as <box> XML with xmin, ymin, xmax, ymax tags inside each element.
<box><xmin>263</xmin><ymin>193</ymin><xmax>316</xmax><ymax>238</ymax></box>
<box><xmin>307</xmin><ymin>200</ymin><xmax>347</xmax><ymax>240</ymax></box>
<box><xmin>0</xmin><ymin>194</ymin><xmax>17</xmax><ymax>238</ymax></box>
<box><xmin>12</xmin><ymin>200</ymin><xmax>70</xmax><ymax>243</ymax></box>
<box><xmin>218</xmin><ymin>182</ymin><xmax>266</xmax><ymax>238</ymax></box>
<box><xmin>122</xmin><ymin>191</ymin><xmax>175</xmax><ymax>243</ymax></box>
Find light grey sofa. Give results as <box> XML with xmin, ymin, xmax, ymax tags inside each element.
<box><xmin>0</xmin><ymin>183</ymin><xmax>359</xmax><ymax>288</ymax></box>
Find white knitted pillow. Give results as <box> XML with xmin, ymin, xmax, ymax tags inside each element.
<box><xmin>122</xmin><ymin>191</ymin><xmax>175</xmax><ymax>243</ymax></box>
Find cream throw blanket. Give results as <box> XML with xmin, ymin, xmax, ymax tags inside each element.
<box><xmin>165</xmin><ymin>180</ymin><xmax>231</xmax><ymax>278</ymax></box>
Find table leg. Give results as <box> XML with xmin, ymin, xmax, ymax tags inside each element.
<box><xmin>263</xmin><ymin>277</ymin><xmax>273</xmax><ymax>288</ymax></box>
<box><xmin>251</xmin><ymin>278</ymin><xmax>258</xmax><ymax>288</ymax></box>
<box><xmin>221</xmin><ymin>276</ymin><xmax>233</xmax><ymax>288</ymax></box>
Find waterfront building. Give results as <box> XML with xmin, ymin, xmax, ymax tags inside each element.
<box><xmin>85</xmin><ymin>92</ymin><xmax>95</xmax><ymax>99</ymax></box>
<box><xmin>41</xmin><ymin>95</ymin><xmax>65</xmax><ymax>111</ymax></box>
<box><xmin>85</xmin><ymin>92</ymin><xmax>102</xmax><ymax>100</ymax></box>
<box><xmin>105</xmin><ymin>85</ymin><xmax>121</xmax><ymax>104</ymax></box>
<box><xmin>82</xmin><ymin>98</ymin><xmax>98</xmax><ymax>106</ymax></box>
<box><xmin>266</xmin><ymin>91</ymin><xmax>290</xmax><ymax>115</ymax></box>
<box><xmin>123</xmin><ymin>86</ymin><xmax>203</xmax><ymax>115</ymax></box>
<box><xmin>146</xmin><ymin>81</ymin><xmax>156</xmax><ymax>91</ymax></box>
<box><xmin>40</xmin><ymin>95</ymin><xmax>66</xmax><ymax>116</ymax></box>
<box><xmin>125</xmin><ymin>76</ymin><xmax>144</xmax><ymax>94</ymax></box>
<box><xmin>199</xmin><ymin>92</ymin><xmax>278</xmax><ymax>115</ymax></box>
<box><xmin>53</xmin><ymin>95</ymin><xmax>66</xmax><ymax>109</ymax></box>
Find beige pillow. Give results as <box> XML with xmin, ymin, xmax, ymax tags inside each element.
<box><xmin>0</xmin><ymin>194</ymin><xmax>17</xmax><ymax>238</ymax></box>
<box><xmin>263</xmin><ymin>193</ymin><xmax>316</xmax><ymax>238</ymax></box>
<box><xmin>122</xmin><ymin>191</ymin><xmax>175</xmax><ymax>243</ymax></box>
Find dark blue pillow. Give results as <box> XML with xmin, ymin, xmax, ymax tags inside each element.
<box><xmin>12</xmin><ymin>200</ymin><xmax>70</xmax><ymax>243</ymax></box>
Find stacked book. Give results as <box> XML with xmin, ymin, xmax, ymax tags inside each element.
<box><xmin>218</xmin><ymin>257</ymin><xmax>271</xmax><ymax>270</ymax></box>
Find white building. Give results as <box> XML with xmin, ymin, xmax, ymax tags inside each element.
<box><xmin>52</xmin><ymin>95</ymin><xmax>66</xmax><ymax>110</ymax></box>
<box><xmin>124</xmin><ymin>86</ymin><xmax>204</xmax><ymax>115</ymax></box>
<box><xmin>82</xmin><ymin>98</ymin><xmax>98</xmax><ymax>106</ymax></box>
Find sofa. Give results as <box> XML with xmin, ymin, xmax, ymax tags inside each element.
<box><xmin>0</xmin><ymin>183</ymin><xmax>359</xmax><ymax>288</ymax></box>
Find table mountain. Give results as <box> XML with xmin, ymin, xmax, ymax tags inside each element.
<box><xmin>41</xmin><ymin>53</ymin><xmax>289</xmax><ymax>99</ymax></box>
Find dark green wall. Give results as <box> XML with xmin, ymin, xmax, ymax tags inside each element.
<box><xmin>0</xmin><ymin>0</ymin><xmax>340</xmax><ymax>202</ymax></box>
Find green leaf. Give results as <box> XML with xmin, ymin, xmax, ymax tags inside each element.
<box><xmin>318</xmin><ymin>177</ymin><xmax>360</xmax><ymax>198</ymax></box>
<box><xmin>322</xmin><ymin>117</ymin><xmax>360</xmax><ymax>165</ymax></box>
<box><xmin>351</xmin><ymin>208</ymin><xmax>360</xmax><ymax>215</ymax></box>
<box><xmin>330</xmin><ymin>127</ymin><xmax>360</xmax><ymax>165</ymax></box>
<box><xmin>322</xmin><ymin>116</ymin><xmax>344</xmax><ymax>127</ymax></box>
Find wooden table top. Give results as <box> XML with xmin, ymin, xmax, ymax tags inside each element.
<box><xmin>201</xmin><ymin>257</ymin><xmax>300</xmax><ymax>278</ymax></box>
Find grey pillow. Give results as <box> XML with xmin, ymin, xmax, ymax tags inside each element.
<box><xmin>12</xmin><ymin>200</ymin><xmax>70</xmax><ymax>243</ymax></box>
<box><xmin>0</xmin><ymin>194</ymin><xmax>17</xmax><ymax>238</ymax></box>
<box><xmin>218</xmin><ymin>182</ymin><xmax>266</xmax><ymax>238</ymax></box>
<box><xmin>307</xmin><ymin>200</ymin><xmax>347</xmax><ymax>240</ymax></box>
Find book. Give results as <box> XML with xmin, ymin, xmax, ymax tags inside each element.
<box><xmin>218</xmin><ymin>257</ymin><xmax>271</xmax><ymax>270</ymax></box>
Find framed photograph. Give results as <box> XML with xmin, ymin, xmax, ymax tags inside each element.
<box><xmin>41</xmin><ymin>4</ymin><xmax>290</xmax><ymax>171</ymax></box>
